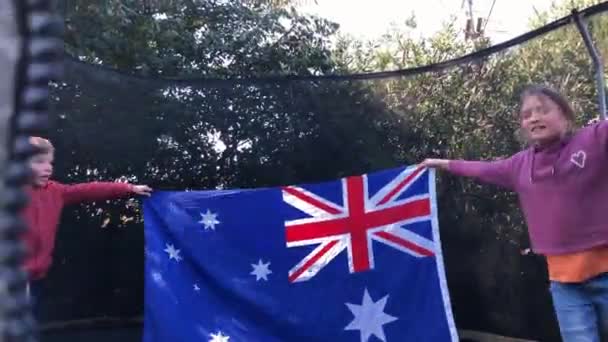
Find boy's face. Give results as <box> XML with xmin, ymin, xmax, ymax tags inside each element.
<box><xmin>29</xmin><ymin>152</ymin><xmax>54</xmax><ymax>187</ymax></box>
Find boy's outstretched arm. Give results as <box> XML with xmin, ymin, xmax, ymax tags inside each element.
<box><xmin>60</xmin><ymin>181</ymin><xmax>152</xmax><ymax>205</ymax></box>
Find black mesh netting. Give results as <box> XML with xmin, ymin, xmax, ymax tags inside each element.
<box><xmin>40</xmin><ymin>7</ymin><xmax>608</xmax><ymax>342</ymax></box>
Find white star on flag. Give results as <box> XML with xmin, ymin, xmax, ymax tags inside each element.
<box><xmin>193</xmin><ymin>283</ymin><xmax>200</xmax><ymax>291</ymax></box>
<box><xmin>344</xmin><ymin>288</ymin><xmax>398</xmax><ymax>342</ymax></box>
<box><xmin>209</xmin><ymin>331</ymin><xmax>229</xmax><ymax>342</ymax></box>
<box><xmin>250</xmin><ymin>259</ymin><xmax>272</xmax><ymax>281</ymax></box>
<box><xmin>163</xmin><ymin>243</ymin><xmax>182</xmax><ymax>262</ymax></box>
<box><xmin>199</xmin><ymin>209</ymin><xmax>220</xmax><ymax>230</ymax></box>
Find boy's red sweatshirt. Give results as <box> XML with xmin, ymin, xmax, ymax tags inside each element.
<box><xmin>21</xmin><ymin>180</ymin><xmax>134</xmax><ymax>280</ymax></box>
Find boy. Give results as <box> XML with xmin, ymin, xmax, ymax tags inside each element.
<box><xmin>23</xmin><ymin>136</ymin><xmax>152</xmax><ymax>318</ymax></box>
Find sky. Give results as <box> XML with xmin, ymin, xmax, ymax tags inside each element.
<box><xmin>298</xmin><ymin>0</ymin><xmax>558</xmax><ymax>44</ymax></box>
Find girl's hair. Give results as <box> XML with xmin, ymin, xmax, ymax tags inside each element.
<box><xmin>519</xmin><ymin>84</ymin><xmax>576</xmax><ymax>125</ymax></box>
<box><xmin>29</xmin><ymin>136</ymin><xmax>54</xmax><ymax>154</ymax></box>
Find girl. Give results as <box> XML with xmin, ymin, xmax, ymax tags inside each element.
<box><xmin>24</xmin><ymin>136</ymin><xmax>152</xmax><ymax>319</ymax></box>
<box><xmin>421</xmin><ymin>85</ymin><xmax>608</xmax><ymax>342</ymax></box>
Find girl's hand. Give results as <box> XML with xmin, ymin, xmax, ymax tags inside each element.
<box><xmin>131</xmin><ymin>184</ymin><xmax>153</xmax><ymax>197</ymax></box>
<box><xmin>419</xmin><ymin>158</ymin><xmax>450</xmax><ymax>170</ymax></box>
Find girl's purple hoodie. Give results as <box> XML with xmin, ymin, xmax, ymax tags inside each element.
<box><xmin>448</xmin><ymin>120</ymin><xmax>608</xmax><ymax>255</ymax></box>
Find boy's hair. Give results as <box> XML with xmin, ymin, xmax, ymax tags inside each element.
<box><xmin>519</xmin><ymin>84</ymin><xmax>576</xmax><ymax>125</ymax></box>
<box><xmin>29</xmin><ymin>136</ymin><xmax>54</xmax><ymax>155</ymax></box>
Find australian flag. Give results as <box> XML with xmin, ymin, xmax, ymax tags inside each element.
<box><xmin>143</xmin><ymin>165</ymin><xmax>458</xmax><ymax>342</ymax></box>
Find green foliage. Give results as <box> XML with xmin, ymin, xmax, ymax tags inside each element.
<box><xmin>331</xmin><ymin>0</ymin><xmax>607</xmax><ymax>248</ymax></box>
<box><xmin>50</xmin><ymin>0</ymin><xmax>407</xmax><ymax>227</ymax></box>
<box><xmin>329</xmin><ymin>1</ymin><xmax>607</xmax><ymax>339</ymax></box>
<box><xmin>61</xmin><ymin>0</ymin><xmax>338</xmax><ymax>77</ymax></box>
<box><xmin>48</xmin><ymin>0</ymin><xmax>607</xmax><ymax>337</ymax></box>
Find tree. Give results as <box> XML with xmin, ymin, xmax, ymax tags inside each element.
<box><xmin>60</xmin><ymin>0</ymin><xmax>337</xmax><ymax>77</ymax></box>
<box><xmin>46</xmin><ymin>0</ymin><xmax>412</xmax><ymax>323</ymax></box>
<box><xmin>46</xmin><ymin>0</ymin><xmax>607</xmax><ymax>339</ymax></box>
<box><xmin>330</xmin><ymin>1</ymin><xmax>607</xmax><ymax>340</ymax></box>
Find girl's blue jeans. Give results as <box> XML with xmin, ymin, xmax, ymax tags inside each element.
<box><xmin>550</xmin><ymin>272</ymin><xmax>608</xmax><ymax>342</ymax></box>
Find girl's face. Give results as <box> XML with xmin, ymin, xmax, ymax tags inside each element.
<box><xmin>520</xmin><ymin>95</ymin><xmax>571</xmax><ymax>146</ymax></box>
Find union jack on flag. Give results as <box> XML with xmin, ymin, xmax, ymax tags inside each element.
<box><xmin>143</xmin><ymin>165</ymin><xmax>458</xmax><ymax>342</ymax></box>
<box><xmin>283</xmin><ymin>166</ymin><xmax>434</xmax><ymax>282</ymax></box>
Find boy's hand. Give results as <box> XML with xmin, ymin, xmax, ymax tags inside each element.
<box><xmin>131</xmin><ymin>184</ymin><xmax>153</xmax><ymax>197</ymax></box>
<box><xmin>419</xmin><ymin>158</ymin><xmax>450</xmax><ymax>170</ymax></box>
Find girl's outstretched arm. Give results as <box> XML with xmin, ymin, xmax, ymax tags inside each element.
<box><xmin>420</xmin><ymin>157</ymin><xmax>516</xmax><ymax>190</ymax></box>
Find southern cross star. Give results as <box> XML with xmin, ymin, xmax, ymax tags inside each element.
<box><xmin>250</xmin><ymin>259</ymin><xmax>272</xmax><ymax>281</ymax></box>
<box><xmin>344</xmin><ymin>288</ymin><xmax>398</xmax><ymax>342</ymax></box>
<box><xmin>199</xmin><ymin>209</ymin><xmax>220</xmax><ymax>231</ymax></box>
